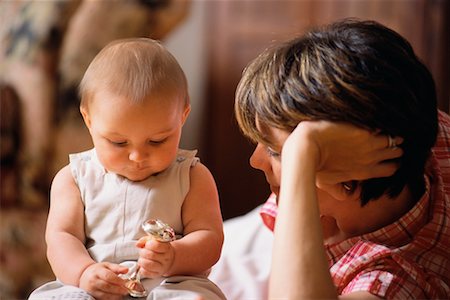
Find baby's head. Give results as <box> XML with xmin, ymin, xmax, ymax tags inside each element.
<box><xmin>79</xmin><ymin>38</ymin><xmax>189</xmax><ymax>111</ymax></box>
<box><xmin>78</xmin><ymin>38</ymin><xmax>191</xmax><ymax>181</ymax></box>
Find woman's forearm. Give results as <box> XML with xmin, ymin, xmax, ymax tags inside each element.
<box><xmin>269</xmin><ymin>140</ymin><xmax>337</xmax><ymax>299</ymax></box>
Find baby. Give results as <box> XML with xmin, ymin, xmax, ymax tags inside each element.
<box><xmin>29</xmin><ymin>38</ymin><xmax>225</xmax><ymax>300</ymax></box>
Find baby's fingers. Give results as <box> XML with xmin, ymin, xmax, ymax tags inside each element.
<box><xmin>138</xmin><ymin>257</ymin><xmax>164</xmax><ymax>278</ymax></box>
<box><xmin>95</xmin><ymin>277</ymin><xmax>128</xmax><ymax>297</ymax></box>
<box><xmin>104</xmin><ymin>261</ymin><xmax>129</xmax><ymax>276</ymax></box>
<box><xmin>144</xmin><ymin>240</ymin><xmax>170</xmax><ymax>253</ymax></box>
<box><xmin>98</xmin><ymin>263</ymin><xmax>129</xmax><ymax>294</ymax></box>
<box><xmin>136</xmin><ymin>236</ymin><xmax>153</xmax><ymax>248</ymax></box>
<box><xmin>82</xmin><ymin>265</ymin><xmax>128</xmax><ymax>299</ymax></box>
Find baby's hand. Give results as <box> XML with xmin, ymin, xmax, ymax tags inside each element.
<box><xmin>136</xmin><ymin>238</ymin><xmax>175</xmax><ymax>278</ymax></box>
<box><xmin>79</xmin><ymin>262</ymin><xmax>129</xmax><ymax>300</ymax></box>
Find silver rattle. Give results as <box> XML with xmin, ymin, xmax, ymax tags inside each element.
<box><xmin>122</xmin><ymin>219</ymin><xmax>176</xmax><ymax>297</ymax></box>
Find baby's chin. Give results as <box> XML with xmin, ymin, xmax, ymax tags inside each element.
<box><xmin>116</xmin><ymin>170</ymin><xmax>155</xmax><ymax>182</ymax></box>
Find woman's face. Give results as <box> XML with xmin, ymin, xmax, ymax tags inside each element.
<box><xmin>249</xmin><ymin>121</ymin><xmax>362</xmax><ymax>240</ymax></box>
<box><xmin>249</xmin><ymin>120</ymin><xmax>341</xmax><ymax>202</ymax></box>
<box><xmin>249</xmin><ymin>122</ymin><xmax>289</xmax><ymax>196</ymax></box>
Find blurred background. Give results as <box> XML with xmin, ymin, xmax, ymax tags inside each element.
<box><xmin>0</xmin><ymin>0</ymin><xmax>448</xmax><ymax>298</ymax></box>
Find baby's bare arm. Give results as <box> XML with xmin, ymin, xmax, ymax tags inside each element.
<box><xmin>46</xmin><ymin>165</ymin><xmax>95</xmax><ymax>285</ymax></box>
<box><xmin>166</xmin><ymin>162</ymin><xmax>224</xmax><ymax>276</ymax></box>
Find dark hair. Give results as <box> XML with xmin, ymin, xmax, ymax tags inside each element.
<box><xmin>235</xmin><ymin>19</ymin><xmax>438</xmax><ymax>206</ymax></box>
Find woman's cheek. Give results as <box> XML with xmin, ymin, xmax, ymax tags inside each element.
<box><xmin>273</xmin><ymin>162</ymin><xmax>282</xmax><ymax>184</ymax></box>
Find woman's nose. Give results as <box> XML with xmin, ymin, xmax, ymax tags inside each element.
<box><xmin>129</xmin><ymin>148</ymin><xmax>148</xmax><ymax>162</ymax></box>
<box><xmin>249</xmin><ymin>144</ymin><xmax>266</xmax><ymax>171</ymax></box>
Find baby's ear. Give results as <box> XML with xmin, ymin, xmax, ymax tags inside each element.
<box><xmin>181</xmin><ymin>104</ymin><xmax>191</xmax><ymax>125</ymax></box>
<box><xmin>80</xmin><ymin>106</ymin><xmax>92</xmax><ymax>129</ymax></box>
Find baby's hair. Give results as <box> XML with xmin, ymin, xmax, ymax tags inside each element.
<box><xmin>79</xmin><ymin>38</ymin><xmax>188</xmax><ymax>109</ymax></box>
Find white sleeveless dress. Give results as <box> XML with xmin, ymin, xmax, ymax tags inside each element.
<box><xmin>28</xmin><ymin>148</ymin><xmax>225</xmax><ymax>300</ymax></box>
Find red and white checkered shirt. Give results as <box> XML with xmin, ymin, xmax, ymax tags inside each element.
<box><xmin>260</xmin><ymin>110</ymin><xmax>450</xmax><ymax>299</ymax></box>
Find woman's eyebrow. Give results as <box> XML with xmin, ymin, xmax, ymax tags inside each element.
<box><xmin>255</xmin><ymin>116</ymin><xmax>281</xmax><ymax>148</ymax></box>
<box><xmin>257</xmin><ymin>129</ymin><xmax>279</xmax><ymax>150</ymax></box>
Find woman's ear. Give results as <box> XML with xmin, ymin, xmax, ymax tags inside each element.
<box><xmin>317</xmin><ymin>181</ymin><xmax>361</xmax><ymax>202</ymax></box>
<box><xmin>341</xmin><ymin>181</ymin><xmax>362</xmax><ymax>202</ymax></box>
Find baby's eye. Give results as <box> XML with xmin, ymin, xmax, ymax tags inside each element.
<box><xmin>109</xmin><ymin>140</ymin><xmax>128</xmax><ymax>147</ymax></box>
<box><xmin>148</xmin><ymin>138</ymin><xmax>167</xmax><ymax>145</ymax></box>
<box><xmin>267</xmin><ymin>147</ymin><xmax>280</xmax><ymax>158</ymax></box>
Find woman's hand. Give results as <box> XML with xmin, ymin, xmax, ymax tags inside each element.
<box><xmin>79</xmin><ymin>262</ymin><xmax>129</xmax><ymax>300</ymax></box>
<box><xmin>284</xmin><ymin>121</ymin><xmax>403</xmax><ymax>187</ymax></box>
<box><xmin>136</xmin><ymin>238</ymin><xmax>175</xmax><ymax>278</ymax></box>
<box><xmin>273</xmin><ymin>120</ymin><xmax>403</xmax><ymax>299</ymax></box>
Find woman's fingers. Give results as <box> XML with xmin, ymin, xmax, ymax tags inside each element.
<box><xmin>289</xmin><ymin>121</ymin><xmax>405</xmax><ymax>189</ymax></box>
<box><xmin>372</xmin><ymin>134</ymin><xmax>403</xmax><ymax>150</ymax></box>
<box><xmin>371</xmin><ymin>146</ymin><xmax>403</xmax><ymax>163</ymax></box>
<box><xmin>368</xmin><ymin>134</ymin><xmax>403</xmax><ymax>165</ymax></box>
<box><xmin>364</xmin><ymin>160</ymin><xmax>400</xmax><ymax>179</ymax></box>
<box><xmin>317</xmin><ymin>158</ymin><xmax>400</xmax><ymax>184</ymax></box>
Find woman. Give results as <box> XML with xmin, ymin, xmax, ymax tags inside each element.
<box><xmin>234</xmin><ymin>19</ymin><xmax>450</xmax><ymax>299</ymax></box>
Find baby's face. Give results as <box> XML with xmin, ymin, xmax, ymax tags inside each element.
<box><xmin>81</xmin><ymin>89</ymin><xmax>189</xmax><ymax>181</ymax></box>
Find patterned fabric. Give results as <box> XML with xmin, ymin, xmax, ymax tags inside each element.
<box><xmin>259</xmin><ymin>110</ymin><xmax>450</xmax><ymax>298</ymax></box>
<box><xmin>259</xmin><ymin>193</ymin><xmax>277</xmax><ymax>231</ymax></box>
<box><xmin>1</xmin><ymin>1</ymin><xmax>75</xmax><ymax>64</ymax></box>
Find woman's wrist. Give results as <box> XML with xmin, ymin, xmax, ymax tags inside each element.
<box><xmin>281</xmin><ymin>126</ymin><xmax>321</xmax><ymax>178</ymax></box>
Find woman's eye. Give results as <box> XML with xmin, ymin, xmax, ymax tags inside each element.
<box><xmin>267</xmin><ymin>147</ymin><xmax>280</xmax><ymax>158</ymax></box>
